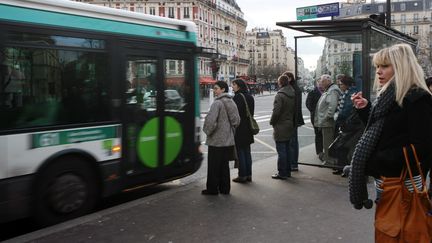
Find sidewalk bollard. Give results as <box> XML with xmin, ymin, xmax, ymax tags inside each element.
<box><xmin>209</xmin><ymin>89</ymin><xmax>214</xmax><ymax>109</ymax></box>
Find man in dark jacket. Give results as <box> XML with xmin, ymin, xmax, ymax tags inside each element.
<box><xmin>306</xmin><ymin>80</ymin><xmax>323</xmax><ymax>156</ymax></box>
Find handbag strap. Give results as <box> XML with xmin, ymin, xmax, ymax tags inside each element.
<box><xmin>239</xmin><ymin>93</ymin><xmax>252</xmax><ymax>119</ymax></box>
<box><xmin>402</xmin><ymin>144</ymin><xmax>427</xmax><ymax>194</ymax></box>
<box><xmin>220</xmin><ymin>98</ymin><xmax>235</xmax><ymax>134</ymax></box>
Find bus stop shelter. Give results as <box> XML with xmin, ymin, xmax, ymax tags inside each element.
<box><xmin>276</xmin><ymin>18</ymin><xmax>417</xmax><ymax>100</ymax></box>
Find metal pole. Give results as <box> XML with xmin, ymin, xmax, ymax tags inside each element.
<box><xmin>294</xmin><ymin>37</ymin><xmax>298</xmax><ymax>80</ymax></box>
<box><xmin>386</xmin><ymin>0</ymin><xmax>391</xmax><ymax>27</ymax></box>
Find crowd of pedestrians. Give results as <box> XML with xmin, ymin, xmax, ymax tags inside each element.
<box><xmin>201</xmin><ymin>43</ymin><xmax>432</xmax><ymax>241</ymax></box>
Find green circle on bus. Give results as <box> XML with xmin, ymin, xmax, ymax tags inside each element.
<box><xmin>137</xmin><ymin>117</ymin><xmax>183</xmax><ymax>168</ymax></box>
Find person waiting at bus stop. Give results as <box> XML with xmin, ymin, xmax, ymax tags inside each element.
<box><xmin>332</xmin><ymin>75</ymin><xmax>359</xmax><ymax>176</ymax></box>
<box><xmin>314</xmin><ymin>74</ymin><xmax>341</xmax><ymax>166</ymax></box>
<box><xmin>349</xmin><ymin>44</ymin><xmax>432</xmax><ymax>241</ymax></box>
<box><xmin>282</xmin><ymin>71</ymin><xmax>305</xmax><ymax>172</ymax></box>
<box><xmin>306</xmin><ymin>79</ymin><xmax>323</xmax><ymax>158</ymax></box>
<box><xmin>270</xmin><ymin>75</ymin><xmax>296</xmax><ymax>179</ymax></box>
<box><xmin>203</xmin><ymin>81</ymin><xmax>240</xmax><ymax>195</ymax></box>
<box><xmin>231</xmin><ymin>79</ymin><xmax>255</xmax><ymax>183</ymax></box>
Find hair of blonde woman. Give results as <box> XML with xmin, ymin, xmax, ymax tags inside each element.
<box><xmin>372</xmin><ymin>43</ymin><xmax>431</xmax><ymax>106</ymax></box>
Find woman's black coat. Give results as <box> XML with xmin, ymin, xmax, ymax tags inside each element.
<box><xmin>357</xmin><ymin>88</ymin><xmax>432</xmax><ymax>178</ymax></box>
<box><xmin>233</xmin><ymin>91</ymin><xmax>255</xmax><ymax>147</ymax></box>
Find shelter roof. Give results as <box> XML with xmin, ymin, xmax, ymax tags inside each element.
<box><xmin>276</xmin><ymin>18</ymin><xmax>416</xmax><ymax>44</ymax></box>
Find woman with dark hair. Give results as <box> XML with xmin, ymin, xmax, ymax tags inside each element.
<box><xmin>282</xmin><ymin>71</ymin><xmax>304</xmax><ymax>171</ymax></box>
<box><xmin>231</xmin><ymin>79</ymin><xmax>255</xmax><ymax>183</ymax></box>
<box><xmin>332</xmin><ymin>75</ymin><xmax>360</xmax><ymax>175</ymax></box>
<box><xmin>203</xmin><ymin>81</ymin><xmax>240</xmax><ymax>195</ymax></box>
<box><xmin>270</xmin><ymin>75</ymin><xmax>296</xmax><ymax>179</ymax></box>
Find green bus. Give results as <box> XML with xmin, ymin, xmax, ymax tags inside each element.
<box><xmin>0</xmin><ymin>0</ymin><xmax>202</xmax><ymax>225</ymax></box>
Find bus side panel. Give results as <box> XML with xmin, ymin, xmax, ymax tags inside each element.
<box><xmin>2</xmin><ymin>126</ymin><xmax>121</xmax><ymax>179</ymax></box>
<box><xmin>0</xmin><ymin>125</ymin><xmax>122</xmax><ymax>222</ymax></box>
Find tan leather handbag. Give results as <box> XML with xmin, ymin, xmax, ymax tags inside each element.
<box><xmin>374</xmin><ymin>144</ymin><xmax>432</xmax><ymax>242</ymax></box>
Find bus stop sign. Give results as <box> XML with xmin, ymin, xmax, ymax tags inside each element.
<box><xmin>297</xmin><ymin>2</ymin><xmax>339</xmax><ymax>20</ymax></box>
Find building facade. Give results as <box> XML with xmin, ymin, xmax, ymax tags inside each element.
<box><xmin>76</xmin><ymin>0</ymin><xmax>249</xmax><ymax>82</ymax></box>
<box><xmin>245</xmin><ymin>28</ymin><xmax>295</xmax><ymax>83</ymax></box>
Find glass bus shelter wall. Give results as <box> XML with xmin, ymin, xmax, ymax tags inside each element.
<box><xmin>296</xmin><ymin>29</ymin><xmax>413</xmax><ymax>101</ymax></box>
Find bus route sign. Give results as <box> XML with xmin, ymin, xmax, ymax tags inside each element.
<box><xmin>296</xmin><ymin>2</ymin><xmax>340</xmax><ymax>20</ymax></box>
<box><xmin>32</xmin><ymin>126</ymin><xmax>118</xmax><ymax>148</ymax></box>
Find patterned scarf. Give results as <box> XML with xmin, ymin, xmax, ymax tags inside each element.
<box><xmin>349</xmin><ymin>82</ymin><xmax>396</xmax><ymax>206</ymax></box>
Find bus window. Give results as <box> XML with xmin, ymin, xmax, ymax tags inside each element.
<box><xmin>125</xmin><ymin>59</ymin><xmax>157</xmax><ymax>111</ymax></box>
<box><xmin>164</xmin><ymin>59</ymin><xmax>186</xmax><ymax>111</ymax></box>
<box><xmin>0</xmin><ymin>33</ymin><xmax>110</xmax><ymax>131</ymax></box>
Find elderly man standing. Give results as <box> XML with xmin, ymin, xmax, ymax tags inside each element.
<box><xmin>314</xmin><ymin>74</ymin><xmax>341</xmax><ymax>166</ymax></box>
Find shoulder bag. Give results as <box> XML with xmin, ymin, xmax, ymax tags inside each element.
<box><xmin>374</xmin><ymin>144</ymin><xmax>432</xmax><ymax>242</ymax></box>
<box><xmin>239</xmin><ymin>93</ymin><xmax>260</xmax><ymax>135</ymax></box>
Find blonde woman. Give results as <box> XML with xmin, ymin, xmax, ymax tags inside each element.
<box><xmin>349</xmin><ymin>44</ymin><xmax>432</xmax><ymax>240</ymax></box>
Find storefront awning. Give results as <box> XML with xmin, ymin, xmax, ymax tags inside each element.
<box><xmin>200</xmin><ymin>77</ymin><xmax>216</xmax><ymax>85</ymax></box>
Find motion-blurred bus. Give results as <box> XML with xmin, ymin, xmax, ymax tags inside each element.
<box><xmin>0</xmin><ymin>0</ymin><xmax>202</xmax><ymax>225</ymax></box>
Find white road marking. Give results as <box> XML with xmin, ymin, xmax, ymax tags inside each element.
<box><xmin>254</xmin><ymin>137</ymin><xmax>277</xmax><ymax>152</ymax></box>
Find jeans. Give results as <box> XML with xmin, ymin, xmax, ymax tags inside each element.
<box><xmin>289</xmin><ymin>128</ymin><xmax>299</xmax><ymax>169</ymax></box>
<box><xmin>276</xmin><ymin>140</ymin><xmax>294</xmax><ymax>177</ymax></box>
<box><xmin>236</xmin><ymin>145</ymin><xmax>252</xmax><ymax>177</ymax></box>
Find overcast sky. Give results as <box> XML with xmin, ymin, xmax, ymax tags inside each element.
<box><xmin>235</xmin><ymin>0</ymin><xmax>346</xmax><ymax>70</ymax></box>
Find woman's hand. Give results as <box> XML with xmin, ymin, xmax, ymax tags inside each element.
<box><xmin>351</xmin><ymin>92</ymin><xmax>368</xmax><ymax>109</ymax></box>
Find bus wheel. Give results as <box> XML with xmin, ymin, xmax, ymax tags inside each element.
<box><xmin>33</xmin><ymin>156</ymin><xmax>99</xmax><ymax>226</ymax></box>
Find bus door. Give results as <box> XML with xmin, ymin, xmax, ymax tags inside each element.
<box><xmin>161</xmin><ymin>56</ymin><xmax>195</xmax><ymax>171</ymax></box>
<box><xmin>123</xmin><ymin>55</ymin><xmax>161</xmax><ymax>175</ymax></box>
<box><xmin>122</xmin><ymin>52</ymin><xmax>195</xmax><ymax>177</ymax></box>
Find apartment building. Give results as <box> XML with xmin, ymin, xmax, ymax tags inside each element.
<box><xmin>75</xmin><ymin>0</ymin><xmax>249</xmax><ymax>82</ymax></box>
<box><xmin>245</xmin><ymin>28</ymin><xmax>296</xmax><ymax>82</ymax></box>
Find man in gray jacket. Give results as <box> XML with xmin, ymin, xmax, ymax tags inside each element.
<box><xmin>270</xmin><ymin>75</ymin><xmax>296</xmax><ymax>179</ymax></box>
<box><xmin>314</xmin><ymin>74</ymin><xmax>341</xmax><ymax>166</ymax></box>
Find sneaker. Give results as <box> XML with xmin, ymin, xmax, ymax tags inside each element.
<box><xmin>246</xmin><ymin>176</ymin><xmax>252</xmax><ymax>182</ymax></box>
<box><xmin>291</xmin><ymin>167</ymin><xmax>299</xmax><ymax>172</ymax></box>
<box><xmin>271</xmin><ymin>174</ymin><xmax>289</xmax><ymax>180</ymax></box>
<box><xmin>232</xmin><ymin>177</ymin><xmax>247</xmax><ymax>183</ymax></box>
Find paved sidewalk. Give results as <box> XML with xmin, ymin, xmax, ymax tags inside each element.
<box><xmin>8</xmin><ymin>144</ymin><xmax>376</xmax><ymax>243</ymax></box>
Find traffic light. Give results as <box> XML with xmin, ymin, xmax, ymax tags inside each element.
<box><xmin>211</xmin><ymin>60</ymin><xmax>219</xmax><ymax>79</ymax></box>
